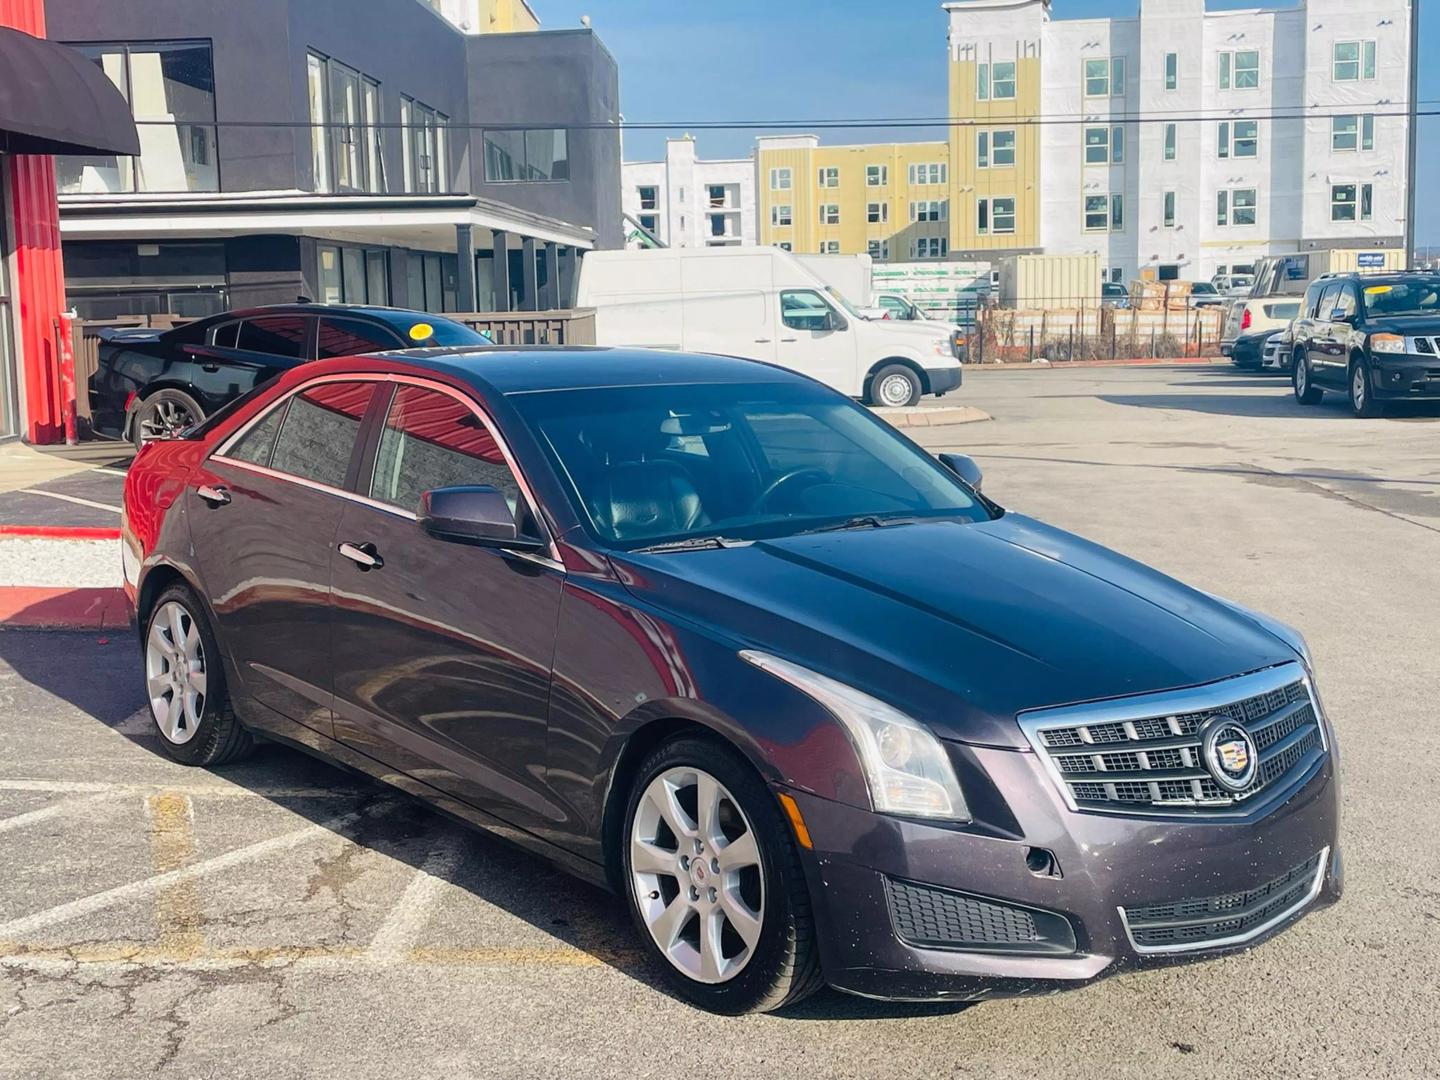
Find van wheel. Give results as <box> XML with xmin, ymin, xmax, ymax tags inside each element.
<box><xmin>1293</xmin><ymin>356</ymin><xmax>1322</xmax><ymax>405</ymax></box>
<box><xmin>870</xmin><ymin>365</ymin><xmax>922</xmax><ymax>408</ymax></box>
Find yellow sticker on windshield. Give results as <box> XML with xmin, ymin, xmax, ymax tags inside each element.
<box><xmin>408</xmin><ymin>322</ymin><xmax>434</xmax><ymax>342</ymax></box>
<box><xmin>1364</xmin><ymin>285</ymin><xmax>1393</xmax><ymax>296</ymax></box>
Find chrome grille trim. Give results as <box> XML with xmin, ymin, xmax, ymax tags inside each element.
<box><xmin>1119</xmin><ymin>847</ymin><xmax>1329</xmax><ymax>954</ymax></box>
<box><xmin>1019</xmin><ymin>663</ymin><xmax>1328</xmax><ymax>817</ymax></box>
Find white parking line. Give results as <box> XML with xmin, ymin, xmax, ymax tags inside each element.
<box><xmin>365</xmin><ymin>832</ymin><xmax>468</xmax><ymax>961</ymax></box>
<box><xmin>0</xmin><ymin>778</ymin><xmax>373</xmax><ymax>800</ymax></box>
<box><xmin>21</xmin><ymin>489</ymin><xmax>122</xmax><ymax>514</ymax></box>
<box><xmin>0</xmin><ymin>792</ymin><xmax>120</xmax><ymax>836</ymax></box>
<box><xmin>0</xmin><ymin>805</ymin><xmax>374</xmax><ymax>940</ymax></box>
<box><xmin>95</xmin><ymin>468</ymin><xmax>132</xmax><ymax>479</ymax></box>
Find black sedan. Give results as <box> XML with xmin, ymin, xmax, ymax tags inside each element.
<box><xmin>122</xmin><ymin>347</ymin><xmax>1340</xmax><ymax>1014</ymax></box>
<box><xmin>89</xmin><ymin>303</ymin><xmax>489</xmax><ymax>445</ymax></box>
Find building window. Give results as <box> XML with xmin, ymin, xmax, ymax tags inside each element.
<box><xmin>482</xmin><ymin>127</ymin><xmax>564</xmax><ymax>185</ymax></box>
<box><xmin>1218</xmin><ymin>120</ymin><xmax>1258</xmax><ymax>159</ymax></box>
<box><xmin>913</xmin><ymin>237</ymin><xmax>949</xmax><ymax>259</ymax></box>
<box><xmin>708</xmin><ymin>185</ymin><xmax>728</xmax><ymax>207</ymax></box>
<box><xmin>867</xmin><ymin>239</ymin><xmax>890</xmax><ymax>260</ymax></box>
<box><xmin>769</xmin><ymin>167</ymin><xmax>792</xmax><ymax>190</ymax></box>
<box><xmin>1164</xmin><ymin>123</ymin><xmax>1177</xmax><ymax>161</ymax></box>
<box><xmin>1084</xmin><ymin>193</ymin><xmax>1124</xmax><ymax>232</ymax></box>
<box><xmin>1163</xmin><ymin>190</ymin><xmax>1176</xmax><ymax>227</ymax></box>
<box><xmin>638</xmin><ymin>214</ymin><xmax>659</xmax><ymax>234</ymax></box>
<box><xmin>977</xmin><ymin>62</ymin><xmax>990</xmax><ymax>101</ymax></box>
<box><xmin>1084</xmin><ymin>56</ymin><xmax>1125</xmax><ymax>97</ymax></box>
<box><xmin>638</xmin><ymin>186</ymin><xmax>659</xmax><ymax>210</ymax></box>
<box><xmin>306</xmin><ymin>54</ymin><xmax>385</xmax><ymax>194</ymax></box>
<box><xmin>1216</xmin><ymin>188</ymin><xmax>1257</xmax><ymax>226</ymax></box>
<box><xmin>57</xmin><ymin>41</ymin><xmax>220</xmax><ymax>195</ymax></box>
<box><xmin>820</xmin><ymin>203</ymin><xmax>841</xmax><ymax>225</ymax></box>
<box><xmin>991</xmin><ymin>129</ymin><xmax>1016</xmax><ymax>167</ymax></box>
<box><xmin>991</xmin><ymin>61</ymin><xmax>1016</xmax><ymax>99</ymax></box>
<box><xmin>777</xmin><ymin>242</ymin><xmax>793</xmax><ymax>252</ymax></box>
<box><xmin>867</xmin><ymin>202</ymin><xmax>889</xmax><ymax>224</ymax></box>
<box><xmin>866</xmin><ymin>164</ymin><xmax>889</xmax><ymax>186</ymax></box>
<box><xmin>908</xmin><ymin>162</ymin><xmax>947</xmax><ymax>185</ymax></box>
<box><xmin>1333</xmin><ymin>40</ymin><xmax>1377</xmax><ymax>82</ymax></box>
<box><xmin>1330</xmin><ymin>183</ymin><xmax>1374</xmax><ymax>222</ymax></box>
<box><xmin>977</xmin><ymin>131</ymin><xmax>989</xmax><ymax>169</ymax></box>
<box><xmin>771</xmin><ymin>205</ymin><xmax>793</xmax><ymax>227</ymax></box>
<box><xmin>402</xmin><ymin>99</ymin><xmax>452</xmax><ymax>192</ymax></box>
<box><xmin>818</xmin><ymin>166</ymin><xmax>840</xmax><ymax>188</ymax></box>
<box><xmin>1331</xmin><ymin>114</ymin><xmax>1375</xmax><ymax>152</ymax></box>
<box><xmin>1164</xmin><ymin>52</ymin><xmax>1177</xmax><ymax>91</ymax></box>
<box><xmin>317</xmin><ymin>244</ymin><xmax>391</xmax><ymax>306</ymax></box>
<box><xmin>710</xmin><ymin>214</ymin><xmax>728</xmax><ymax>238</ymax></box>
<box><xmin>911</xmin><ymin>200</ymin><xmax>948</xmax><ymax>223</ymax></box>
<box><xmin>977</xmin><ymin>197</ymin><xmax>1016</xmax><ymax>235</ymax></box>
<box><xmin>1219</xmin><ymin>50</ymin><xmax>1260</xmax><ymax>90</ymax></box>
<box><xmin>1084</xmin><ymin>125</ymin><xmax>1125</xmax><ymax>165</ymax></box>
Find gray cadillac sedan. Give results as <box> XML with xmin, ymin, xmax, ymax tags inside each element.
<box><xmin>122</xmin><ymin>347</ymin><xmax>1341</xmax><ymax>1014</ymax></box>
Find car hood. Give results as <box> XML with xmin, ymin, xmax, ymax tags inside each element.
<box><xmin>862</xmin><ymin>319</ymin><xmax>952</xmax><ymax>345</ymax></box>
<box><xmin>1362</xmin><ymin>316</ymin><xmax>1440</xmax><ymax>336</ymax></box>
<box><xmin>612</xmin><ymin>515</ymin><xmax>1297</xmax><ymax>748</ymax></box>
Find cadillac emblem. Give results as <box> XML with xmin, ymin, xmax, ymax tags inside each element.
<box><xmin>1200</xmin><ymin>716</ymin><xmax>1259</xmax><ymax>793</ymax></box>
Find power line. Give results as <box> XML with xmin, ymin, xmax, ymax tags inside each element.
<box><xmin>134</xmin><ymin>105</ymin><xmax>1440</xmax><ymax>132</ymax></box>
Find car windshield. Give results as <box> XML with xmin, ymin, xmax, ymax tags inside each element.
<box><xmin>511</xmin><ymin>381</ymin><xmax>994</xmax><ymax>549</ymax></box>
<box><xmin>1192</xmin><ymin>283</ymin><xmax>1217</xmax><ymax>295</ymax></box>
<box><xmin>823</xmin><ymin>287</ymin><xmax>865</xmax><ymax>320</ymax></box>
<box><xmin>382</xmin><ymin>315</ymin><xmax>491</xmax><ymax>347</ymax></box>
<box><xmin>1360</xmin><ymin>279</ymin><xmax>1440</xmax><ymax>317</ymax></box>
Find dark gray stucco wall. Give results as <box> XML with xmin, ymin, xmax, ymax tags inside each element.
<box><xmin>466</xmin><ymin>29</ymin><xmax>622</xmax><ymax>248</ymax></box>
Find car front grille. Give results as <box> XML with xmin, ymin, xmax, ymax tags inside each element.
<box><xmin>1019</xmin><ymin>663</ymin><xmax>1326</xmax><ymax>815</ymax></box>
<box><xmin>1119</xmin><ymin>849</ymin><xmax>1328</xmax><ymax>953</ymax></box>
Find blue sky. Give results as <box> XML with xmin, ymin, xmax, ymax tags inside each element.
<box><xmin>537</xmin><ymin>0</ymin><xmax>1437</xmax><ymax>242</ymax></box>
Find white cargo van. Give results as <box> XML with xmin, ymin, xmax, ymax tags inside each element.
<box><xmin>576</xmin><ymin>248</ymin><xmax>962</xmax><ymax>407</ymax></box>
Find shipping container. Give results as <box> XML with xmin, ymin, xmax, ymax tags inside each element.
<box><xmin>997</xmin><ymin>254</ymin><xmax>1100</xmax><ymax>309</ymax></box>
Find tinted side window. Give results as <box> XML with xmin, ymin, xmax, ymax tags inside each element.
<box><xmin>780</xmin><ymin>290</ymin><xmax>833</xmax><ymax>332</ymax></box>
<box><xmin>1334</xmin><ymin>285</ymin><xmax>1358</xmax><ymax>319</ymax></box>
<box><xmin>210</xmin><ymin>321</ymin><xmax>240</xmax><ymax>348</ymax></box>
<box><xmin>236</xmin><ymin>316</ymin><xmax>310</xmax><ymax>359</ymax></box>
<box><xmin>1301</xmin><ymin>283</ymin><xmax>1323</xmax><ymax>318</ymax></box>
<box><xmin>270</xmin><ymin>381</ymin><xmax>375</xmax><ymax>489</ymax></box>
<box><xmin>226</xmin><ymin>402</ymin><xmax>288</xmax><ymax>467</ymax></box>
<box><xmin>369</xmin><ymin>386</ymin><xmax>527</xmax><ymax>523</ymax></box>
<box><xmin>317</xmin><ymin>317</ymin><xmax>402</xmax><ymax>359</ymax></box>
<box><xmin>1315</xmin><ymin>283</ymin><xmax>1341</xmax><ymax>319</ymax></box>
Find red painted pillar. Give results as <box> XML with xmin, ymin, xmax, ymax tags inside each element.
<box><xmin>1</xmin><ymin>0</ymin><xmax>72</xmax><ymax>445</ymax></box>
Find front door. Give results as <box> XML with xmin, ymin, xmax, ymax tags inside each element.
<box><xmin>186</xmin><ymin>378</ymin><xmax>378</xmax><ymax>734</ymax></box>
<box><xmin>327</xmin><ymin>381</ymin><xmax>568</xmax><ymax>834</ymax></box>
<box><xmin>775</xmin><ymin>289</ymin><xmax>855</xmax><ymax>394</ymax></box>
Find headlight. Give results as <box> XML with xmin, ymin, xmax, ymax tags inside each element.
<box><xmin>739</xmin><ymin>651</ymin><xmax>970</xmax><ymax>821</ymax></box>
<box><xmin>1369</xmin><ymin>333</ymin><xmax>1406</xmax><ymax>354</ymax></box>
<box><xmin>933</xmin><ymin>338</ymin><xmax>954</xmax><ymax>356</ymax></box>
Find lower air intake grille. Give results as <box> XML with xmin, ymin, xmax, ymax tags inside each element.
<box><xmin>884</xmin><ymin>878</ymin><xmax>1077</xmax><ymax>955</ymax></box>
<box><xmin>1121</xmin><ymin>850</ymin><xmax>1327</xmax><ymax>953</ymax></box>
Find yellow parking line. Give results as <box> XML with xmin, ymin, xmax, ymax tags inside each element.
<box><xmin>0</xmin><ymin>940</ymin><xmax>619</xmax><ymax>970</ymax></box>
<box><xmin>145</xmin><ymin>792</ymin><xmax>204</xmax><ymax>960</ymax></box>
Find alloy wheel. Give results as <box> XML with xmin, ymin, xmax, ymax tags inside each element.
<box><xmin>138</xmin><ymin>397</ymin><xmax>197</xmax><ymax>443</ymax></box>
<box><xmin>1351</xmin><ymin>365</ymin><xmax>1366</xmax><ymax>411</ymax></box>
<box><xmin>145</xmin><ymin>600</ymin><xmax>208</xmax><ymax>744</ymax></box>
<box><xmin>629</xmin><ymin>766</ymin><xmax>765</xmax><ymax>984</ymax></box>
<box><xmin>1296</xmin><ymin>360</ymin><xmax>1308</xmax><ymax>395</ymax></box>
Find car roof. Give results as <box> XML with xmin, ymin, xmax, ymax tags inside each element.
<box><xmin>199</xmin><ymin>303</ymin><xmax>460</xmax><ymax>325</ymax></box>
<box><xmin>367</xmin><ymin>346</ymin><xmax>804</xmax><ymax>395</ymax></box>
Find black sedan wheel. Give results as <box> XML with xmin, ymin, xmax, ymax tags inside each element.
<box><xmin>133</xmin><ymin>388</ymin><xmax>205</xmax><ymax>447</ymax></box>
<box><xmin>622</xmin><ymin>735</ymin><xmax>822</xmax><ymax>1013</ymax></box>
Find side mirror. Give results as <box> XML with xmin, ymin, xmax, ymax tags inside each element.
<box><xmin>937</xmin><ymin>452</ymin><xmax>984</xmax><ymax>492</ymax></box>
<box><xmin>417</xmin><ymin>485</ymin><xmax>545</xmax><ymax>552</ymax></box>
<box><xmin>1329</xmin><ymin>308</ymin><xmax>1351</xmax><ymax>323</ymax></box>
<box><xmin>822</xmin><ymin>310</ymin><xmax>847</xmax><ymax>333</ymax></box>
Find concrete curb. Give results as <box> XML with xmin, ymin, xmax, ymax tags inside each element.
<box><xmin>877</xmin><ymin>405</ymin><xmax>992</xmax><ymax>428</ymax></box>
<box><xmin>0</xmin><ymin>525</ymin><xmax>122</xmax><ymax>540</ymax></box>
<box><xmin>0</xmin><ymin>587</ymin><xmax>131</xmax><ymax>631</ymax></box>
<box><xmin>978</xmin><ymin>357</ymin><xmax>1227</xmax><ymax>370</ymax></box>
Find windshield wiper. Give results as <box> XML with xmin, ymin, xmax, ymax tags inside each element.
<box><xmin>630</xmin><ymin>535</ymin><xmax>745</xmax><ymax>554</ymax></box>
<box><xmin>793</xmin><ymin>515</ymin><xmax>915</xmax><ymax>537</ymax></box>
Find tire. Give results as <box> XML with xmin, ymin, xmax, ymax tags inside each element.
<box><xmin>1349</xmin><ymin>357</ymin><xmax>1384</xmax><ymax>418</ymax></box>
<box><xmin>621</xmin><ymin>734</ymin><xmax>822</xmax><ymax>1014</ymax></box>
<box><xmin>869</xmin><ymin>364</ymin><xmax>922</xmax><ymax>408</ymax></box>
<box><xmin>143</xmin><ymin>584</ymin><xmax>253</xmax><ymax>766</ymax></box>
<box><xmin>1293</xmin><ymin>355</ymin><xmax>1323</xmax><ymax>405</ymax></box>
<box><xmin>132</xmin><ymin>388</ymin><xmax>205</xmax><ymax>448</ymax></box>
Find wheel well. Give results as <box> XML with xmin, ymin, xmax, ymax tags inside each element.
<box><xmin>599</xmin><ymin>717</ymin><xmax>762</xmax><ymax>893</ymax></box>
<box><xmin>864</xmin><ymin>357</ymin><xmax>929</xmax><ymax>400</ymax></box>
<box><xmin>135</xmin><ymin>565</ymin><xmax>190</xmax><ymax>638</ymax></box>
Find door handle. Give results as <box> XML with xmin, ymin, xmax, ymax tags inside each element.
<box><xmin>753</xmin><ymin>338</ymin><xmax>772</xmax><ymax>344</ymax></box>
<box><xmin>780</xmin><ymin>337</ymin><xmax>798</xmax><ymax>343</ymax></box>
<box><xmin>338</xmin><ymin>541</ymin><xmax>383</xmax><ymax>571</ymax></box>
<box><xmin>201</xmin><ymin>363</ymin><xmax>221</xmax><ymax>373</ymax></box>
<box><xmin>196</xmin><ymin>484</ymin><xmax>230</xmax><ymax>507</ymax></box>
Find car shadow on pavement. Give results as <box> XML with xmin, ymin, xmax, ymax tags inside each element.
<box><xmin>0</xmin><ymin>630</ymin><xmax>970</xmax><ymax>1021</ymax></box>
<box><xmin>1100</xmin><ymin>391</ymin><xmax>1440</xmax><ymax>421</ymax></box>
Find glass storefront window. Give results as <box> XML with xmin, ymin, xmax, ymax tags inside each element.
<box><xmin>484</xmin><ymin>129</ymin><xmax>569</xmax><ymax>182</ymax></box>
<box><xmin>57</xmin><ymin>42</ymin><xmax>219</xmax><ymax>194</ymax></box>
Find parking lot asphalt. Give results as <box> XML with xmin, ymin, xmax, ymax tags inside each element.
<box><xmin>2</xmin><ymin>364</ymin><xmax>1438</xmax><ymax>1080</ymax></box>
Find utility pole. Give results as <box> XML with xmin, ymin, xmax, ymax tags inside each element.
<box><xmin>1405</xmin><ymin>0</ymin><xmax>1420</xmax><ymax>264</ymax></box>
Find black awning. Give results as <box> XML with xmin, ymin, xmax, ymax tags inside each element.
<box><xmin>0</xmin><ymin>27</ymin><xmax>139</xmax><ymax>157</ymax></box>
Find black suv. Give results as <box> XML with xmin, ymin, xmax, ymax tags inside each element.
<box><xmin>1290</xmin><ymin>271</ymin><xmax>1440</xmax><ymax>417</ymax></box>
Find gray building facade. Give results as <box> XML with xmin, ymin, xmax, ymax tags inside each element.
<box><xmin>45</xmin><ymin>0</ymin><xmax>622</xmax><ymax>318</ymax></box>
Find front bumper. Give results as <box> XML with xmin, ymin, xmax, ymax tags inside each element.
<box><xmin>1230</xmin><ymin>333</ymin><xmax>1274</xmax><ymax>368</ymax></box>
<box><xmin>1369</xmin><ymin>353</ymin><xmax>1440</xmax><ymax>400</ymax></box>
<box><xmin>787</xmin><ymin>749</ymin><xmax>1340</xmax><ymax>1002</ymax></box>
<box><xmin>926</xmin><ymin>365</ymin><xmax>963</xmax><ymax>397</ymax></box>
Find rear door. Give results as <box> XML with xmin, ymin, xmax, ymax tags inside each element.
<box><xmin>326</xmin><ymin>380</ymin><xmax>569</xmax><ymax>833</ymax></box>
<box><xmin>186</xmin><ymin>377</ymin><xmax>378</xmax><ymax>734</ymax></box>
<box><xmin>187</xmin><ymin>314</ymin><xmax>315</xmax><ymax>413</ymax></box>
